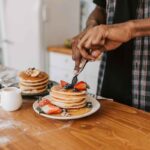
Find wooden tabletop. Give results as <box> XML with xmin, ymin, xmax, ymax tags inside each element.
<box><xmin>0</xmin><ymin>99</ymin><xmax>150</xmax><ymax>150</ymax></box>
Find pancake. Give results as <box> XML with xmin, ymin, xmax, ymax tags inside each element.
<box><xmin>67</xmin><ymin>104</ymin><xmax>87</xmax><ymax>109</ymax></box>
<box><xmin>52</xmin><ymin>103</ymin><xmax>86</xmax><ymax>109</ymax></box>
<box><xmin>49</xmin><ymin>85</ymin><xmax>87</xmax><ymax>109</ymax></box>
<box><xmin>48</xmin><ymin>96</ymin><xmax>86</xmax><ymax>104</ymax></box>
<box><xmin>18</xmin><ymin>68</ymin><xmax>49</xmax><ymax>94</ymax></box>
<box><xmin>51</xmin><ymin>85</ymin><xmax>86</xmax><ymax>96</ymax></box>
<box><xmin>50</xmin><ymin>97</ymin><xmax>87</xmax><ymax>109</ymax></box>
<box><xmin>50</xmin><ymin>91</ymin><xmax>87</xmax><ymax>101</ymax></box>
<box><xmin>22</xmin><ymin>87</ymin><xmax>47</xmax><ymax>94</ymax></box>
<box><xmin>20</xmin><ymin>79</ymin><xmax>49</xmax><ymax>86</ymax></box>
<box><xmin>50</xmin><ymin>96</ymin><xmax>86</xmax><ymax>105</ymax></box>
<box><xmin>19</xmin><ymin>83</ymin><xmax>48</xmax><ymax>90</ymax></box>
<box><xmin>18</xmin><ymin>71</ymin><xmax>48</xmax><ymax>83</ymax></box>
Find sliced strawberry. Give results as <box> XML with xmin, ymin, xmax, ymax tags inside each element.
<box><xmin>41</xmin><ymin>104</ymin><xmax>62</xmax><ymax>114</ymax></box>
<box><xmin>38</xmin><ymin>99</ymin><xmax>51</xmax><ymax>107</ymax></box>
<box><xmin>74</xmin><ymin>81</ymin><xmax>89</xmax><ymax>91</ymax></box>
<box><xmin>60</xmin><ymin>80</ymin><xmax>69</xmax><ymax>87</ymax></box>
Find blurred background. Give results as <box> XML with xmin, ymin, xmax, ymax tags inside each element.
<box><xmin>0</xmin><ymin>0</ymin><xmax>100</xmax><ymax>94</ymax></box>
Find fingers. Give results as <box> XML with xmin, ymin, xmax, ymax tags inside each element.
<box><xmin>73</xmin><ymin>46</ymin><xmax>82</xmax><ymax>71</ymax></box>
<box><xmin>72</xmin><ymin>39</ymin><xmax>78</xmax><ymax>60</ymax></box>
<box><xmin>72</xmin><ymin>24</ymin><xmax>125</xmax><ymax>63</ymax></box>
<box><xmin>72</xmin><ymin>25</ymin><xmax>109</xmax><ymax>64</ymax></box>
<box><xmin>74</xmin><ymin>56</ymin><xmax>81</xmax><ymax>72</ymax></box>
<box><xmin>78</xmin><ymin>32</ymin><xmax>91</xmax><ymax>49</ymax></box>
<box><xmin>72</xmin><ymin>34</ymin><xmax>96</xmax><ymax>61</ymax></box>
<box><xmin>72</xmin><ymin>30</ymin><xmax>92</xmax><ymax>71</ymax></box>
<box><xmin>79</xmin><ymin>48</ymin><xmax>95</xmax><ymax>60</ymax></box>
<box><xmin>91</xmin><ymin>50</ymin><xmax>102</xmax><ymax>58</ymax></box>
<box><xmin>71</xmin><ymin>30</ymin><xmax>87</xmax><ymax>61</ymax></box>
<box><xmin>91</xmin><ymin>45</ymin><xmax>106</xmax><ymax>59</ymax></box>
<box><xmin>92</xmin><ymin>34</ymin><xmax>105</xmax><ymax>46</ymax></box>
<box><xmin>71</xmin><ymin>38</ymin><xmax>82</xmax><ymax>72</ymax></box>
<box><xmin>77</xmin><ymin>26</ymin><xmax>106</xmax><ymax>51</ymax></box>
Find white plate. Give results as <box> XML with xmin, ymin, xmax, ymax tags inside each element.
<box><xmin>33</xmin><ymin>95</ymin><xmax>101</xmax><ymax>120</ymax></box>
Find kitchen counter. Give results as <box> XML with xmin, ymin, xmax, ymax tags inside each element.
<box><xmin>48</xmin><ymin>46</ymin><xmax>72</xmax><ymax>55</ymax></box>
<box><xmin>1</xmin><ymin>99</ymin><xmax>150</xmax><ymax>150</ymax></box>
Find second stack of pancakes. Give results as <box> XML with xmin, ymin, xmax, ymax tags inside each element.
<box><xmin>18</xmin><ymin>68</ymin><xmax>49</xmax><ymax>94</ymax></box>
<box><xmin>50</xmin><ymin>85</ymin><xmax>87</xmax><ymax>109</ymax></box>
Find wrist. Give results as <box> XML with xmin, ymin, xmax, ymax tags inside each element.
<box><xmin>117</xmin><ymin>21</ymin><xmax>135</xmax><ymax>41</ymax></box>
<box><xmin>126</xmin><ymin>20</ymin><xmax>136</xmax><ymax>39</ymax></box>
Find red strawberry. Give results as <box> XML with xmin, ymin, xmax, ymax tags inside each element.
<box><xmin>74</xmin><ymin>81</ymin><xmax>89</xmax><ymax>91</ymax></box>
<box><xmin>60</xmin><ymin>80</ymin><xmax>69</xmax><ymax>87</ymax></box>
<box><xmin>38</xmin><ymin>99</ymin><xmax>51</xmax><ymax>107</ymax></box>
<box><xmin>41</xmin><ymin>104</ymin><xmax>62</xmax><ymax>114</ymax></box>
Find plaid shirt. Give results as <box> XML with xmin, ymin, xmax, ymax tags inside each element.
<box><xmin>96</xmin><ymin>0</ymin><xmax>150</xmax><ymax>111</ymax></box>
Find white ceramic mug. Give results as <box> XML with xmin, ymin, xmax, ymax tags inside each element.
<box><xmin>0</xmin><ymin>87</ymin><xmax>23</xmax><ymax>111</ymax></box>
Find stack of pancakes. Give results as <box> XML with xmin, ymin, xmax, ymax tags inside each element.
<box><xmin>50</xmin><ymin>85</ymin><xmax>87</xmax><ymax>109</ymax></box>
<box><xmin>18</xmin><ymin>69</ymin><xmax>49</xmax><ymax>94</ymax></box>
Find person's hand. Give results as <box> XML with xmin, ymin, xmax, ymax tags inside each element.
<box><xmin>72</xmin><ymin>27</ymin><xmax>96</xmax><ymax>72</ymax></box>
<box><xmin>77</xmin><ymin>22</ymin><xmax>133</xmax><ymax>59</ymax></box>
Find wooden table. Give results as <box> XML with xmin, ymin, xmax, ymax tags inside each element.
<box><xmin>0</xmin><ymin>99</ymin><xmax>150</xmax><ymax>150</ymax></box>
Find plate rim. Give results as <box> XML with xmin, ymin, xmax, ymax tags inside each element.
<box><xmin>33</xmin><ymin>95</ymin><xmax>101</xmax><ymax>120</ymax></box>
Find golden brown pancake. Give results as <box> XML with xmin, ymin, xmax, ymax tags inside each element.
<box><xmin>20</xmin><ymin>79</ymin><xmax>49</xmax><ymax>86</ymax></box>
<box><xmin>51</xmin><ymin>85</ymin><xmax>86</xmax><ymax>96</ymax></box>
<box><xmin>18</xmin><ymin>71</ymin><xmax>48</xmax><ymax>83</ymax></box>
<box><xmin>18</xmin><ymin>69</ymin><xmax>49</xmax><ymax>94</ymax></box>
<box><xmin>50</xmin><ymin>91</ymin><xmax>86</xmax><ymax>101</ymax></box>
<box><xmin>50</xmin><ymin>96</ymin><xmax>86</xmax><ymax>104</ymax></box>
<box><xmin>19</xmin><ymin>83</ymin><xmax>47</xmax><ymax>90</ymax></box>
<box><xmin>49</xmin><ymin>85</ymin><xmax>87</xmax><ymax>109</ymax></box>
<box><xmin>50</xmin><ymin>97</ymin><xmax>86</xmax><ymax>109</ymax></box>
<box><xmin>22</xmin><ymin>87</ymin><xmax>47</xmax><ymax>94</ymax></box>
<box><xmin>48</xmin><ymin>95</ymin><xmax>85</xmax><ymax>104</ymax></box>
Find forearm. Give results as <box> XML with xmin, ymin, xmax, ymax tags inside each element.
<box><xmin>86</xmin><ymin>6</ymin><xmax>106</xmax><ymax>29</ymax></box>
<box><xmin>129</xmin><ymin>18</ymin><xmax>150</xmax><ymax>38</ymax></box>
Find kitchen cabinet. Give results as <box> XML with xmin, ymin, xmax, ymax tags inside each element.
<box><xmin>49</xmin><ymin>50</ymin><xmax>100</xmax><ymax>94</ymax></box>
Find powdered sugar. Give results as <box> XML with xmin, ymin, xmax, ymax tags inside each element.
<box><xmin>0</xmin><ymin>136</ymin><xmax>11</xmax><ymax>145</ymax></box>
<box><xmin>0</xmin><ymin>119</ymin><xmax>28</xmax><ymax>146</ymax></box>
<box><xmin>58</xmin><ymin>120</ymin><xmax>73</xmax><ymax>130</ymax></box>
<box><xmin>0</xmin><ymin>118</ymin><xmax>74</xmax><ymax>146</ymax></box>
<box><xmin>0</xmin><ymin>119</ymin><xmax>23</xmax><ymax>130</ymax></box>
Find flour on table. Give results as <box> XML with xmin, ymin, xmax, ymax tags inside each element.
<box><xmin>0</xmin><ymin>119</ymin><xmax>29</xmax><ymax>145</ymax></box>
<box><xmin>34</xmin><ymin>121</ymin><xmax>74</xmax><ymax>136</ymax></box>
<box><xmin>0</xmin><ymin>119</ymin><xmax>23</xmax><ymax>130</ymax></box>
<box><xmin>58</xmin><ymin>120</ymin><xmax>73</xmax><ymax>130</ymax></box>
<box><xmin>0</xmin><ymin>136</ymin><xmax>11</xmax><ymax>145</ymax></box>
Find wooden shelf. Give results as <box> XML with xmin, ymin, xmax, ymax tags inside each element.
<box><xmin>48</xmin><ymin>45</ymin><xmax>101</xmax><ymax>60</ymax></box>
<box><xmin>48</xmin><ymin>46</ymin><xmax>72</xmax><ymax>55</ymax></box>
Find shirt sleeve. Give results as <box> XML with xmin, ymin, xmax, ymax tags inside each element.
<box><xmin>93</xmin><ymin>0</ymin><xmax>106</xmax><ymax>9</ymax></box>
